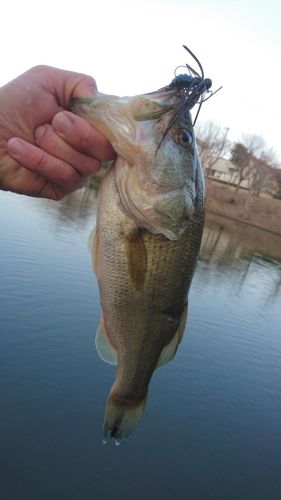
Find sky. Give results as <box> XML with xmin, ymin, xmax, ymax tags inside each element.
<box><xmin>1</xmin><ymin>0</ymin><xmax>280</xmax><ymax>160</ymax></box>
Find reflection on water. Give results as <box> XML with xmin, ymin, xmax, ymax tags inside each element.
<box><xmin>40</xmin><ymin>186</ymin><xmax>281</xmax><ymax>307</ymax></box>
<box><xmin>35</xmin><ymin>183</ymin><xmax>99</xmax><ymax>234</ymax></box>
<box><xmin>1</xmin><ymin>186</ymin><xmax>281</xmax><ymax>500</ymax></box>
<box><xmin>202</xmin><ymin>212</ymin><xmax>281</xmax><ymax>263</ymax></box>
<box><xmin>35</xmin><ymin>182</ymin><xmax>281</xmax><ymax>260</ymax></box>
<box><xmin>200</xmin><ymin>212</ymin><xmax>281</xmax><ymax>305</ymax></box>
<box><xmin>27</xmin><ymin>185</ymin><xmax>281</xmax><ymax>317</ymax></box>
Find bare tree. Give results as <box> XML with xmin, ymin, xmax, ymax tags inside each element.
<box><xmin>244</xmin><ymin>159</ymin><xmax>273</xmax><ymax>210</ymax></box>
<box><xmin>241</xmin><ymin>134</ymin><xmax>266</xmax><ymax>157</ymax></box>
<box><xmin>242</xmin><ymin>133</ymin><xmax>278</xmax><ymax>167</ymax></box>
<box><xmin>196</xmin><ymin>121</ymin><xmax>230</xmax><ymax>177</ymax></box>
<box><xmin>231</xmin><ymin>134</ymin><xmax>279</xmax><ymax>204</ymax></box>
<box><xmin>273</xmin><ymin>169</ymin><xmax>281</xmax><ymax>199</ymax></box>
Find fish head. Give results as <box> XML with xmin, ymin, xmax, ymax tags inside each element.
<box><xmin>71</xmin><ymin>88</ymin><xmax>204</xmax><ymax>239</ymax></box>
<box><xmin>140</xmin><ymin>90</ymin><xmax>199</xmax><ymax>190</ymax></box>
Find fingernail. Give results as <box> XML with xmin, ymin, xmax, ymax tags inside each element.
<box><xmin>7</xmin><ymin>138</ymin><xmax>25</xmax><ymax>156</ymax></box>
<box><xmin>53</xmin><ymin>113</ymin><xmax>72</xmax><ymax>135</ymax></box>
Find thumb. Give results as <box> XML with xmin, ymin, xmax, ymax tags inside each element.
<box><xmin>72</xmin><ymin>74</ymin><xmax>97</xmax><ymax>98</ymax></box>
<box><xmin>52</xmin><ymin>69</ymin><xmax>98</xmax><ymax>107</ymax></box>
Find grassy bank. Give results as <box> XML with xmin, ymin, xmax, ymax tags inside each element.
<box><xmin>206</xmin><ymin>179</ymin><xmax>281</xmax><ymax>235</ymax></box>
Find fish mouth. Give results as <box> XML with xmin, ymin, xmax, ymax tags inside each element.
<box><xmin>70</xmin><ymin>96</ymin><xmax>98</xmax><ymax>116</ymax></box>
<box><xmin>69</xmin><ymin>91</ymin><xmax>177</xmax><ymax>163</ymax></box>
<box><xmin>70</xmin><ymin>90</ymin><xmax>175</xmax><ymax>122</ymax></box>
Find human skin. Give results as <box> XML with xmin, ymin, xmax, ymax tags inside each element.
<box><xmin>0</xmin><ymin>66</ymin><xmax>115</xmax><ymax>200</ymax></box>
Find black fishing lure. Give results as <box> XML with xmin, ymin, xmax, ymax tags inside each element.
<box><xmin>158</xmin><ymin>45</ymin><xmax>221</xmax><ymax>149</ymax></box>
<box><xmin>167</xmin><ymin>45</ymin><xmax>220</xmax><ymax>124</ymax></box>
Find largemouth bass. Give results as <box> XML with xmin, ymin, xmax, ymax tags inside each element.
<box><xmin>71</xmin><ymin>81</ymin><xmax>205</xmax><ymax>441</ymax></box>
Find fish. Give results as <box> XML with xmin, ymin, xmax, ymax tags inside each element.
<box><xmin>71</xmin><ymin>82</ymin><xmax>205</xmax><ymax>441</ymax></box>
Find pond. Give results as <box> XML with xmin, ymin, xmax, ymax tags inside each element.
<box><xmin>1</xmin><ymin>187</ymin><xmax>281</xmax><ymax>500</ymax></box>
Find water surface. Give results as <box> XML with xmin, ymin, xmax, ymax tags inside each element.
<box><xmin>1</xmin><ymin>188</ymin><xmax>281</xmax><ymax>500</ymax></box>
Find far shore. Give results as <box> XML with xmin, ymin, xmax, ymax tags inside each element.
<box><xmin>206</xmin><ymin>179</ymin><xmax>281</xmax><ymax>236</ymax></box>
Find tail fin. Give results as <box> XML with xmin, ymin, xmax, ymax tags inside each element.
<box><xmin>103</xmin><ymin>395</ymin><xmax>147</xmax><ymax>440</ymax></box>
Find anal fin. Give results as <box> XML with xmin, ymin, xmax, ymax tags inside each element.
<box><xmin>95</xmin><ymin>317</ymin><xmax>117</xmax><ymax>366</ymax></box>
<box><xmin>157</xmin><ymin>303</ymin><xmax>188</xmax><ymax>368</ymax></box>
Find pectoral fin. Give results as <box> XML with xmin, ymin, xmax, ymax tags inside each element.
<box><xmin>157</xmin><ymin>303</ymin><xmax>188</xmax><ymax>368</ymax></box>
<box><xmin>87</xmin><ymin>226</ymin><xmax>94</xmax><ymax>252</ymax></box>
<box><xmin>124</xmin><ymin>228</ymin><xmax>147</xmax><ymax>291</ymax></box>
<box><xmin>95</xmin><ymin>317</ymin><xmax>118</xmax><ymax>366</ymax></box>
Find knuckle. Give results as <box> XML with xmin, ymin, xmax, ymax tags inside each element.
<box><xmin>28</xmin><ymin>65</ymin><xmax>51</xmax><ymax>78</ymax></box>
<box><xmin>31</xmin><ymin>64</ymin><xmax>48</xmax><ymax>72</ymax></box>
<box><xmin>35</xmin><ymin>150</ymin><xmax>49</xmax><ymax>171</ymax></box>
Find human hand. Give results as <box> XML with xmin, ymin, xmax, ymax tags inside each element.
<box><xmin>0</xmin><ymin>66</ymin><xmax>115</xmax><ymax>199</ymax></box>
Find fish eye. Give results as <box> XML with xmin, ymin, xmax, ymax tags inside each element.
<box><xmin>177</xmin><ymin>129</ymin><xmax>193</xmax><ymax>147</ymax></box>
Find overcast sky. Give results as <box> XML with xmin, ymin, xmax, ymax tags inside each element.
<box><xmin>1</xmin><ymin>0</ymin><xmax>280</xmax><ymax>159</ymax></box>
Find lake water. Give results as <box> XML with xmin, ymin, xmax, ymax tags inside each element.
<box><xmin>1</xmin><ymin>187</ymin><xmax>281</xmax><ymax>500</ymax></box>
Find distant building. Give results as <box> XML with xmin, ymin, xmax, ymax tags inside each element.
<box><xmin>207</xmin><ymin>158</ymin><xmax>251</xmax><ymax>189</ymax></box>
<box><xmin>206</xmin><ymin>156</ymin><xmax>281</xmax><ymax>197</ymax></box>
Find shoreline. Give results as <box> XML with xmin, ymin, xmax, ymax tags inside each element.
<box><xmin>206</xmin><ymin>209</ymin><xmax>281</xmax><ymax>237</ymax></box>
<box><xmin>205</xmin><ymin>179</ymin><xmax>281</xmax><ymax>236</ymax></box>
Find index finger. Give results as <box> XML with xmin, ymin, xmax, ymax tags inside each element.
<box><xmin>52</xmin><ymin>111</ymin><xmax>116</xmax><ymax>161</ymax></box>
